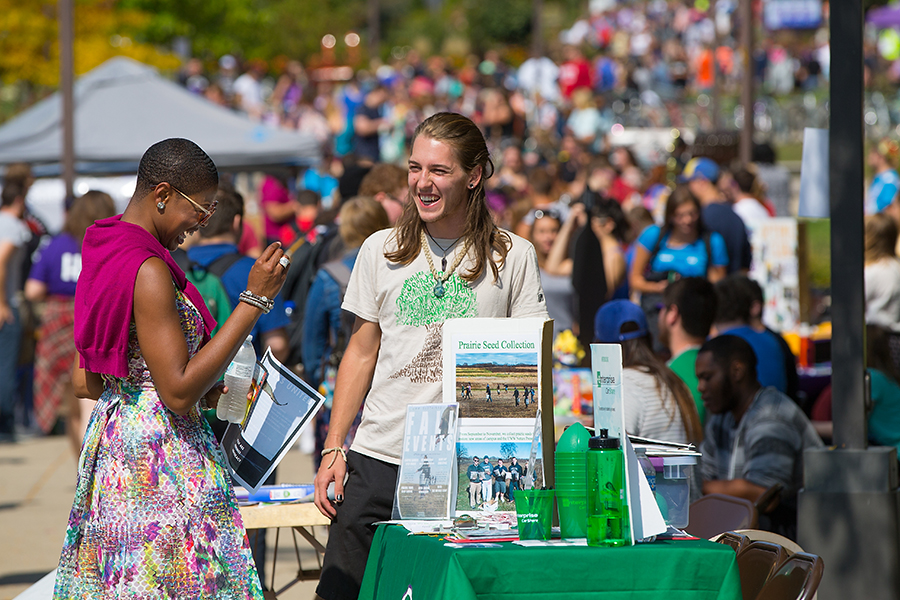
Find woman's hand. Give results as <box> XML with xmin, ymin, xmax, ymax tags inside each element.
<box><xmin>246</xmin><ymin>242</ymin><xmax>290</xmax><ymax>299</ymax></box>
<box><xmin>201</xmin><ymin>381</ymin><xmax>226</xmax><ymax>410</ymax></box>
<box><xmin>568</xmin><ymin>202</ymin><xmax>587</xmax><ymax>228</ymax></box>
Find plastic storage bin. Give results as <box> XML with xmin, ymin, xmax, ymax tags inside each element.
<box><xmin>648</xmin><ymin>455</ymin><xmax>697</xmax><ymax>529</ymax></box>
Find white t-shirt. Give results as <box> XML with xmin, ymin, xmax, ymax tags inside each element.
<box><xmin>732</xmin><ymin>197</ymin><xmax>770</xmax><ymax>228</ymax></box>
<box><xmin>622</xmin><ymin>367</ymin><xmax>689</xmax><ymax>444</ymax></box>
<box><xmin>233</xmin><ymin>73</ymin><xmax>263</xmax><ymax>113</ymax></box>
<box><xmin>0</xmin><ymin>212</ymin><xmax>31</xmax><ymax>308</ymax></box>
<box><xmin>865</xmin><ymin>258</ymin><xmax>900</xmax><ymax>333</ymax></box>
<box><xmin>343</xmin><ymin>228</ymin><xmax>549</xmax><ymax>463</ymax></box>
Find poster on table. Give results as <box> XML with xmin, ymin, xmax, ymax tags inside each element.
<box><xmin>442</xmin><ymin>318</ymin><xmax>555</xmax><ymax>515</ymax></box>
<box><xmin>393</xmin><ymin>403</ymin><xmax>459</xmax><ymax>520</ymax></box>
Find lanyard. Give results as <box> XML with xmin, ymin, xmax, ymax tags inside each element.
<box><xmin>727</xmin><ymin>389</ymin><xmax>763</xmax><ymax>480</ymax></box>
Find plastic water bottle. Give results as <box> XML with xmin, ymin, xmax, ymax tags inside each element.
<box><xmin>217</xmin><ymin>335</ymin><xmax>256</xmax><ymax>424</ymax></box>
<box><xmin>586</xmin><ymin>429</ymin><xmax>630</xmax><ymax>547</ymax></box>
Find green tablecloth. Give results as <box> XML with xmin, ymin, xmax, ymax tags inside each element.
<box><xmin>359</xmin><ymin>525</ymin><xmax>742</xmax><ymax>600</ymax></box>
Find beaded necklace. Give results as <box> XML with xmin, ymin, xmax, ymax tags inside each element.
<box><xmin>420</xmin><ymin>229</ymin><xmax>471</xmax><ymax>298</ymax></box>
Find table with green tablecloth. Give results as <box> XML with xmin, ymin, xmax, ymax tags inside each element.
<box><xmin>359</xmin><ymin>525</ymin><xmax>742</xmax><ymax>600</ymax></box>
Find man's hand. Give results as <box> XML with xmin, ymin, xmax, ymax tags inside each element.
<box><xmin>0</xmin><ymin>304</ymin><xmax>13</xmax><ymax>325</ymax></box>
<box><xmin>314</xmin><ymin>449</ymin><xmax>347</xmax><ymax>519</ymax></box>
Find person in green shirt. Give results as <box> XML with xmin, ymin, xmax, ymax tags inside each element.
<box><xmin>658</xmin><ymin>277</ymin><xmax>718</xmax><ymax>425</ymax></box>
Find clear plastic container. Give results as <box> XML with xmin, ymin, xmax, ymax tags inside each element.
<box><xmin>217</xmin><ymin>335</ymin><xmax>256</xmax><ymax>424</ymax></box>
<box><xmin>649</xmin><ymin>455</ymin><xmax>697</xmax><ymax>529</ymax></box>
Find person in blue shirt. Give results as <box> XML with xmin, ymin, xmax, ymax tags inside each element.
<box><xmin>865</xmin><ymin>325</ymin><xmax>900</xmax><ymax>456</ymax></box>
<box><xmin>630</xmin><ymin>184</ymin><xmax>728</xmax><ymax>287</ymax></box>
<box><xmin>678</xmin><ymin>157</ymin><xmax>751</xmax><ymax>275</ymax></box>
<box><xmin>712</xmin><ymin>275</ymin><xmax>788</xmax><ymax>393</ymax></box>
<box><xmin>186</xmin><ymin>186</ymin><xmax>290</xmax><ymax>362</ymax></box>
<box><xmin>868</xmin><ymin>138</ymin><xmax>900</xmax><ymax>214</ymax></box>
<box><xmin>301</xmin><ymin>197</ymin><xmax>390</xmax><ymax>481</ymax></box>
<box><xmin>629</xmin><ymin>184</ymin><xmax>728</xmax><ymax>348</ymax></box>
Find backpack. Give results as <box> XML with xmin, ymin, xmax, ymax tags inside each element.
<box><xmin>282</xmin><ymin>226</ymin><xmax>340</xmax><ymax>370</ymax></box>
<box><xmin>320</xmin><ymin>257</ymin><xmax>355</xmax><ymax>353</ymax></box>
<box><xmin>173</xmin><ymin>249</ymin><xmax>242</xmax><ymax>336</ymax></box>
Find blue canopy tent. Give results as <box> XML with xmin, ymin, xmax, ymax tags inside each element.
<box><xmin>0</xmin><ymin>57</ymin><xmax>320</xmax><ymax>175</ymax></box>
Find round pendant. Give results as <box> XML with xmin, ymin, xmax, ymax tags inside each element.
<box><xmin>434</xmin><ymin>281</ymin><xmax>445</xmax><ymax>298</ymax></box>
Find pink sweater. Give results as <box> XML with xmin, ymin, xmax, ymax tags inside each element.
<box><xmin>74</xmin><ymin>215</ymin><xmax>216</xmax><ymax>378</ymax></box>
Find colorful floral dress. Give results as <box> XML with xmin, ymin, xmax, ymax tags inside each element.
<box><xmin>54</xmin><ymin>289</ymin><xmax>263</xmax><ymax>599</ymax></box>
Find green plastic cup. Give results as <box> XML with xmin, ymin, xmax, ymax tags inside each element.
<box><xmin>515</xmin><ymin>489</ymin><xmax>555</xmax><ymax>540</ymax></box>
<box><xmin>556</xmin><ymin>491</ymin><xmax>588</xmax><ymax>538</ymax></box>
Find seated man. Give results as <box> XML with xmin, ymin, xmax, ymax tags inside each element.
<box><xmin>695</xmin><ymin>335</ymin><xmax>823</xmax><ymax>538</ymax></box>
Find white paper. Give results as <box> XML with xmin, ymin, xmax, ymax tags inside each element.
<box><xmin>799</xmin><ymin>127</ymin><xmax>829</xmax><ymax>218</ymax></box>
<box><xmin>221</xmin><ymin>349</ymin><xmax>324</xmax><ymax>494</ymax></box>
<box><xmin>625</xmin><ymin>437</ymin><xmax>667</xmax><ymax>540</ymax></box>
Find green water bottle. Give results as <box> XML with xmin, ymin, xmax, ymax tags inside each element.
<box><xmin>586</xmin><ymin>429</ymin><xmax>630</xmax><ymax>547</ymax></box>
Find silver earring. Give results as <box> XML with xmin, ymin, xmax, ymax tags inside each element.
<box><xmin>468</xmin><ymin>184</ymin><xmax>474</xmax><ymax>189</ymax></box>
<box><xmin>157</xmin><ymin>201</ymin><xmax>165</xmax><ymax>210</ymax></box>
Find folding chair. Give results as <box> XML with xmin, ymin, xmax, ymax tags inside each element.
<box><xmin>712</xmin><ymin>530</ymin><xmax>750</xmax><ymax>553</ymax></box>
<box><xmin>736</xmin><ymin>540</ymin><xmax>787</xmax><ymax>600</ymax></box>
<box><xmin>734</xmin><ymin>528</ymin><xmax>805</xmax><ymax>556</ymax></box>
<box><xmin>685</xmin><ymin>493</ymin><xmax>758</xmax><ymax>540</ymax></box>
<box><xmin>755</xmin><ymin>552</ymin><xmax>825</xmax><ymax>600</ymax></box>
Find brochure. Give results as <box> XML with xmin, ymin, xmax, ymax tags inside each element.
<box><xmin>442</xmin><ymin>318</ymin><xmax>555</xmax><ymax>515</ymax></box>
<box><xmin>221</xmin><ymin>348</ymin><xmax>325</xmax><ymax>494</ymax></box>
<box><xmin>392</xmin><ymin>403</ymin><xmax>459</xmax><ymax>520</ymax></box>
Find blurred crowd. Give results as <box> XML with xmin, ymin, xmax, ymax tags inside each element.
<box><xmin>175</xmin><ymin>0</ymin><xmax>833</xmax><ymax>158</ymax></box>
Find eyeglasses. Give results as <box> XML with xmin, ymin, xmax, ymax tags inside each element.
<box><xmin>170</xmin><ymin>185</ymin><xmax>217</xmax><ymax>227</ymax></box>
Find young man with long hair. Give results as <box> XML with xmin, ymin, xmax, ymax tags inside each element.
<box><xmin>313</xmin><ymin>113</ymin><xmax>548</xmax><ymax>600</ymax></box>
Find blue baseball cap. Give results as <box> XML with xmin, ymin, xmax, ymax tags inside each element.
<box><xmin>678</xmin><ymin>157</ymin><xmax>720</xmax><ymax>183</ymax></box>
<box><xmin>595</xmin><ymin>300</ymin><xmax>649</xmax><ymax>343</ymax></box>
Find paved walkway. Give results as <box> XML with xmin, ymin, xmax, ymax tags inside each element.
<box><xmin>0</xmin><ymin>434</ymin><xmax>323</xmax><ymax>600</ymax></box>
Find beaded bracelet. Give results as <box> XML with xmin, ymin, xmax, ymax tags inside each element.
<box><xmin>239</xmin><ymin>290</ymin><xmax>274</xmax><ymax>314</ymax></box>
<box><xmin>321</xmin><ymin>447</ymin><xmax>348</xmax><ymax>468</ymax></box>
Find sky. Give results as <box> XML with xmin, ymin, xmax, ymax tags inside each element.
<box><xmin>456</xmin><ymin>352</ymin><xmax>538</xmax><ymax>367</ymax></box>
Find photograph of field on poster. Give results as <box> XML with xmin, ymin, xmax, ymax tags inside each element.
<box><xmin>454</xmin><ymin>351</ymin><xmax>539</xmax><ymax>418</ymax></box>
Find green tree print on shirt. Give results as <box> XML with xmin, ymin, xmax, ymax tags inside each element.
<box><xmin>390</xmin><ymin>271</ymin><xmax>477</xmax><ymax>383</ymax></box>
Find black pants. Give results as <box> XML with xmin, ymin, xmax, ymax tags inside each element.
<box><xmin>316</xmin><ymin>450</ymin><xmax>398</xmax><ymax>600</ymax></box>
